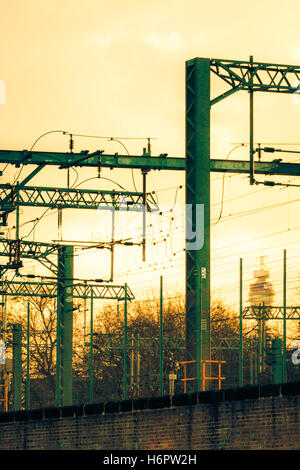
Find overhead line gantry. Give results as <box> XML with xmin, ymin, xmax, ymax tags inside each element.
<box><xmin>1</xmin><ymin>56</ymin><xmax>300</xmax><ymax>397</ymax></box>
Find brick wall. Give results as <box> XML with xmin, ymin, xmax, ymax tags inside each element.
<box><xmin>0</xmin><ymin>382</ymin><xmax>300</xmax><ymax>450</ymax></box>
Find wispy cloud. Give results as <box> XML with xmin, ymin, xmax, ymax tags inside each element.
<box><xmin>88</xmin><ymin>33</ymin><xmax>122</xmax><ymax>48</ymax></box>
<box><xmin>144</xmin><ymin>32</ymin><xmax>187</xmax><ymax>51</ymax></box>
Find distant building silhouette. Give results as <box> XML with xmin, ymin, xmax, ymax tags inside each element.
<box><xmin>249</xmin><ymin>256</ymin><xmax>274</xmax><ymax>306</ymax></box>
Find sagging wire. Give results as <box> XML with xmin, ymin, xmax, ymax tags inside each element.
<box><xmin>62</xmin><ymin>132</ymin><xmax>157</xmax><ymax>191</ymax></box>
<box><xmin>149</xmin><ymin>185</ymin><xmax>183</xmax><ymax>261</ymax></box>
<box><xmin>69</xmin><ymin>166</ymin><xmax>79</xmax><ymax>188</ymax></box>
<box><xmin>72</xmin><ymin>176</ymin><xmax>130</xmax><ymax>192</ymax></box>
<box><xmin>211</xmin><ymin>196</ymin><xmax>300</xmax><ymax>224</ymax></box>
<box><xmin>116</xmin><ymin>246</ymin><xmax>186</xmax><ymax>278</ymax></box>
<box><xmin>115</xmin><ymin>217</ymin><xmax>300</xmax><ymax>280</ymax></box>
<box><xmin>213</xmin><ymin>144</ymin><xmax>245</xmax><ymax>226</ymax></box>
<box><xmin>62</xmin><ymin>132</ymin><xmax>157</xmax><ymax>141</ymax></box>
<box><xmin>4</xmin><ymin>131</ymin><xmax>76</xmax><ymax>241</ymax></box>
<box><xmin>111</xmin><ymin>203</ymin><xmax>184</xmax><ymax>251</ymax></box>
<box><xmin>0</xmin><ymin>163</ymin><xmax>9</xmax><ymax>176</ymax></box>
<box><xmin>12</xmin><ymin>130</ymin><xmax>66</xmax><ymax>185</ymax></box>
<box><xmin>19</xmin><ymin>165</ymin><xmax>118</xmax><ymax>243</ymax></box>
<box><xmin>15</xmin><ymin>132</ymin><xmax>156</xmax><ymax>243</ymax></box>
<box><xmin>21</xmin><ymin>207</ymin><xmax>53</xmax><ymax>240</ymax></box>
<box><xmin>81</xmin><ymin>184</ymin><xmax>184</xmax><ymax>258</ymax></box>
<box><xmin>4</xmin><ymin>217</ymin><xmax>39</xmax><ymax>239</ymax></box>
<box><xmin>108</xmin><ymin>137</ymin><xmax>138</xmax><ymax>192</ymax></box>
<box><xmin>131</xmin><ymin>186</ymin><xmax>183</xmax><ymax>270</ymax></box>
<box><xmin>162</xmin><ymin>187</ymin><xmax>183</xmax><ymax>261</ymax></box>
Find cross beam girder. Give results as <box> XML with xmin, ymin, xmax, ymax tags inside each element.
<box><xmin>2</xmin><ymin>152</ymin><xmax>300</xmax><ymax>177</ymax></box>
<box><xmin>0</xmin><ymin>184</ymin><xmax>159</xmax><ymax>212</ymax></box>
<box><xmin>0</xmin><ymin>150</ymin><xmax>180</xmax><ymax>170</ymax></box>
<box><xmin>210</xmin><ymin>159</ymin><xmax>300</xmax><ymax>177</ymax></box>
<box><xmin>0</xmin><ymin>238</ymin><xmax>58</xmax><ymax>275</ymax></box>
<box><xmin>0</xmin><ymin>280</ymin><xmax>134</xmax><ymax>300</ymax></box>
<box><xmin>243</xmin><ymin>306</ymin><xmax>300</xmax><ymax>320</ymax></box>
<box><xmin>210</xmin><ymin>58</ymin><xmax>300</xmax><ymax>105</ymax></box>
<box><xmin>0</xmin><ymin>238</ymin><xmax>57</xmax><ymax>260</ymax></box>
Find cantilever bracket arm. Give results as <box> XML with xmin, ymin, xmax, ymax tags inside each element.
<box><xmin>210</xmin><ymin>85</ymin><xmax>243</xmax><ymax>106</ymax></box>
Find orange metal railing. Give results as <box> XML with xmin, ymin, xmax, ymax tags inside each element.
<box><xmin>0</xmin><ymin>385</ymin><xmax>8</xmax><ymax>412</ymax></box>
<box><xmin>180</xmin><ymin>360</ymin><xmax>226</xmax><ymax>393</ymax></box>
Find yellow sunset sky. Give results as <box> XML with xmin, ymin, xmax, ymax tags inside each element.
<box><xmin>1</xmin><ymin>0</ymin><xmax>300</xmax><ymax>320</ymax></box>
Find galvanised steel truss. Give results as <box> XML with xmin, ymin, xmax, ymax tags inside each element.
<box><xmin>210</xmin><ymin>58</ymin><xmax>300</xmax><ymax>104</ymax></box>
<box><xmin>0</xmin><ymin>279</ymin><xmax>134</xmax><ymax>300</ymax></box>
<box><xmin>1</xmin><ymin>57</ymin><xmax>300</xmax><ymax>398</ymax></box>
<box><xmin>0</xmin><ymin>278</ymin><xmax>133</xmax><ymax>409</ymax></box>
<box><xmin>211</xmin><ymin>336</ymin><xmax>257</xmax><ymax>350</ymax></box>
<box><xmin>0</xmin><ymin>182</ymin><xmax>158</xmax><ymax>278</ymax></box>
<box><xmin>240</xmin><ymin>304</ymin><xmax>300</xmax><ymax>384</ymax></box>
<box><xmin>243</xmin><ymin>305</ymin><xmax>300</xmax><ymax>320</ymax></box>
<box><xmin>0</xmin><ymin>238</ymin><xmax>58</xmax><ymax>275</ymax></box>
<box><xmin>0</xmin><ymin>237</ymin><xmax>130</xmax><ymax>277</ymax></box>
<box><xmin>0</xmin><ymin>238</ymin><xmax>57</xmax><ymax>259</ymax></box>
<box><xmin>0</xmin><ymin>184</ymin><xmax>158</xmax><ymax>213</ymax></box>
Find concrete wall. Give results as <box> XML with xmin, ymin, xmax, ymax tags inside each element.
<box><xmin>0</xmin><ymin>382</ymin><xmax>300</xmax><ymax>450</ymax></box>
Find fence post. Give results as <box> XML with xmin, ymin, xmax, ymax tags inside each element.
<box><xmin>239</xmin><ymin>258</ymin><xmax>243</xmax><ymax>387</ymax></box>
<box><xmin>26</xmin><ymin>303</ymin><xmax>30</xmax><ymax>410</ymax></box>
<box><xmin>283</xmin><ymin>249</ymin><xmax>287</xmax><ymax>382</ymax></box>
<box><xmin>89</xmin><ymin>289</ymin><xmax>94</xmax><ymax>404</ymax></box>
<box><xmin>123</xmin><ymin>284</ymin><xmax>128</xmax><ymax>400</ymax></box>
<box><xmin>159</xmin><ymin>276</ymin><xmax>163</xmax><ymax>396</ymax></box>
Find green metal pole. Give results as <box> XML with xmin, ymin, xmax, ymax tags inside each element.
<box><xmin>142</xmin><ymin>170</ymin><xmax>147</xmax><ymax>262</ymax></box>
<box><xmin>110</xmin><ymin>209</ymin><xmax>115</xmax><ymax>282</ymax></box>
<box><xmin>12</xmin><ymin>324</ymin><xmax>22</xmax><ymax>411</ymax></box>
<box><xmin>283</xmin><ymin>249</ymin><xmax>287</xmax><ymax>382</ymax></box>
<box><xmin>62</xmin><ymin>245</ymin><xmax>74</xmax><ymax>406</ymax></box>
<box><xmin>250</xmin><ymin>351</ymin><xmax>253</xmax><ymax>385</ymax></box>
<box><xmin>56</xmin><ymin>295</ymin><xmax>61</xmax><ymax>407</ymax></box>
<box><xmin>254</xmin><ymin>341</ymin><xmax>258</xmax><ymax>384</ymax></box>
<box><xmin>185</xmin><ymin>58</ymin><xmax>211</xmax><ymax>392</ymax></box>
<box><xmin>137</xmin><ymin>333</ymin><xmax>140</xmax><ymax>395</ymax></box>
<box><xmin>15</xmin><ymin>183</ymin><xmax>20</xmax><ymax>241</ymax></box>
<box><xmin>57</xmin><ymin>245</ymin><xmax>74</xmax><ymax>407</ymax></box>
<box><xmin>159</xmin><ymin>275</ymin><xmax>163</xmax><ymax>396</ymax></box>
<box><xmin>15</xmin><ymin>183</ymin><xmax>21</xmax><ymax>275</ymax></box>
<box><xmin>262</xmin><ymin>305</ymin><xmax>265</xmax><ymax>372</ymax></box>
<box><xmin>123</xmin><ymin>283</ymin><xmax>128</xmax><ymax>400</ymax></box>
<box><xmin>258</xmin><ymin>316</ymin><xmax>262</xmax><ymax>375</ymax></box>
<box><xmin>26</xmin><ymin>302</ymin><xmax>30</xmax><ymax>411</ymax></box>
<box><xmin>239</xmin><ymin>258</ymin><xmax>243</xmax><ymax>387</ymax></box>
<box><xmin>197</xmin><ymin>272</ymin><xmax>202</xmax><ymax>391</ymax></box>
<box><xmin>249</xmin><ymin>55</ymin><xmax>255</xmax><ymax>185</ymax></box>
<box><xmin>89</xmin><ymin>289</ymin><xmax>94</xmax><ymax>404</ymax></box>
<box><xmin>130</xmin><ymin>336</ymin><xmax>134</xmax><ymax>386</ymax></box>
<box><xmin>271</xmin><ymin>338</ymin><xmax>283</xmax><ymax>384</ymax></box>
